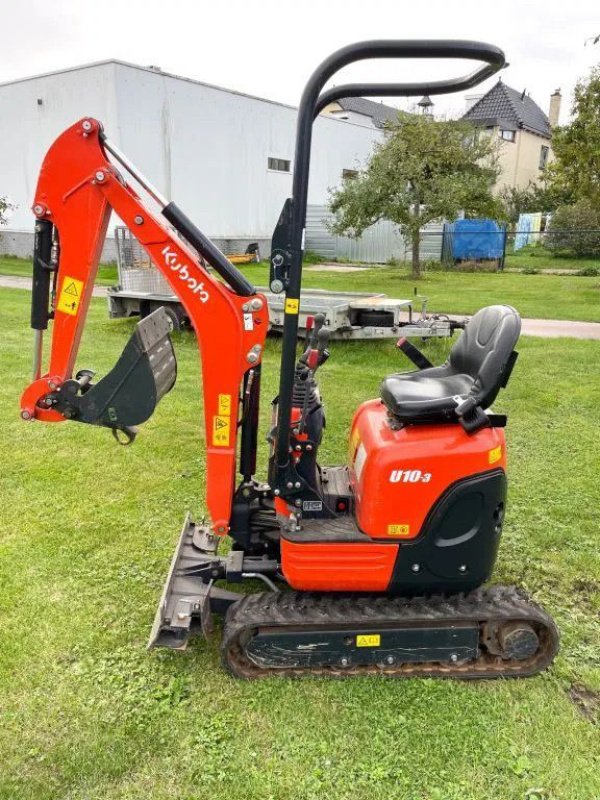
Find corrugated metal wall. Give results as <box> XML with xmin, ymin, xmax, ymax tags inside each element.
<box><xmin>305</xmin><ymin>205</ymin><xmax>443</xmax><ymax>264</ymax></box>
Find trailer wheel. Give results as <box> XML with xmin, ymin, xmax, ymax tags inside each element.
<box><xmin>356</xmin><ymin>310</ymin><xmax>395</xmax><ymax>327</ymax></box>
<box><xmin>159</xmin><ymin>305</ymin><xmax>185</xmax><ymax>332</ymax></box>
<box><xmin>140</xmin><ymin>302</ymin><xmax>185</xmax><ymax>332</ymax></box>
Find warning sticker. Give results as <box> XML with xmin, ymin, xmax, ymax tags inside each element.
<box><xmin>285</xmin><ymin>298</ymin><xmax>299</xmax><ymax>314</ymax></box>
<box><xmin>356</xmin><ymin>634</ymin><xmax>381</xmax><ymax>648</ymax></box>
<box><xmin>57</xmin><ymin>276</ymin><xmax>84</xmax><ymax>316</ymax></box>
<box><xmin>218</xmin><ymin>394</ymin><xmax>232</xmax><ymax>416</ymax></box>
<box><xmin>212</xmin><ymin>415</ymin><xmax>231</xmax><ymax>447</ymax></box>
<box><xmin>488</xmin><ymin>445</ymin><xmax>502</xmax><ymax>464</ymax></box>
<box><xmin>387</xmin><ymin>524</ymin><xmax>411</xmax><ymax>538</ymax></box>
<box><xmin>348</xmin><ymin>427</ymin><xmax>360</xmax><ymax>460</ymax></box>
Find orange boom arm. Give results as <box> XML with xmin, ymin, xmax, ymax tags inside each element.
<box><xmin>20</xmin><ymin>118</ymin><xmax>267</xmax><ymax>534</ymax></box>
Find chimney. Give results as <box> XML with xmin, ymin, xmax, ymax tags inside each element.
<box><xmin>549</xmin><ymin>89</ymin><xmax>561</xmax><ymax>128</ymax></box>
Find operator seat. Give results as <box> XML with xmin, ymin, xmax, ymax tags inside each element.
<box><xmin>380</xmin><ymin>305</ymin><xmax>521</xmax><ymax>426</ymax></box>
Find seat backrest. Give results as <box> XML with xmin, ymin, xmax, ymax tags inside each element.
<box><xmin>448</xmin><ymin>305</ymin><xmax>521</xmax><ymax>408</ymax></box>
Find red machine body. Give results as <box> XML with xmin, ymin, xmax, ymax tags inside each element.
<box><xmin>349</xmin><ymin>399</ymin><xmax>507</xmax><ymax>540</ymax></box>
<box><xmin>280</xmin><ymin>399</ymin><xmax>506</xmax><ymax>592</ymax></box>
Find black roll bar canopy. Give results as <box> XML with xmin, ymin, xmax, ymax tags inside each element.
<box><xmin>272</xmin><ymin>40</ymin><xmax>507</xmax><ymax>486</ymax></box>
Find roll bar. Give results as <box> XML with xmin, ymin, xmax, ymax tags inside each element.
<box><xmin>273</xmin><ymin>40</ymin><xmax>506</xmax><ymax>484</ymax></box>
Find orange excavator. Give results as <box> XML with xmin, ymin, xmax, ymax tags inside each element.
<box><xmin>20</xmin><ymin>41</ymin><xmax>558</xmax><ymax>678</ymax></box>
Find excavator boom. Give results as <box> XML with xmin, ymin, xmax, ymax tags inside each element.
<box><xmin>20</xmin><ymin>118</ymin><xmax>268</xmax><ymax>533</ymax></box>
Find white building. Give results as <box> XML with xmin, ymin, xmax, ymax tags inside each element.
<box><xmin>0</xmin><ymin>60</ymin><xmax>387</xmax><ymax>260</ymax></box>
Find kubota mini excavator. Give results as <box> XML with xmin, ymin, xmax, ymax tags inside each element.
<box><xmin>20</xmin><ymin>40</ymin><xmax>559</xmax><ymax>678</ymax></box>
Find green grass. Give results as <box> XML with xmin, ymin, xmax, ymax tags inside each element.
<box><xmin>505</xmin><ymin>247</ymin><xmax>600</xmax><ymax>272</ymax></box>
<box><xmin>3</xmin><ymin>253</ymin><xmax>599</xmax><ymax>321</ymax></box>
<box><xmin>243</xmin><ymin>262</ymin><xmax>600</xmax><ymax>322</ymax></box>
<box><xmin>0</xmin><ymin>255</ymin><xmax>118</xmax><ymax>285</ymax></box>
<box><xmin>1</xmin><ymin>287</ymin><xmax>599</xmax><ymax>800</ymax></box>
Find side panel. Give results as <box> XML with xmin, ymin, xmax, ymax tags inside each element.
<box><xmin>390</xmin><ymin>469</ymin><xmax>507</xmax><ymax>593</ymax></box>
<box><xmin>349</xmin><ymin>399</ymin><xmax>507</xmax><ymax>540</ymax></box>
<box><xmin>281</xmin><ymin>539</ymin><xmax>398</xmax><ymax>592</ymax></box>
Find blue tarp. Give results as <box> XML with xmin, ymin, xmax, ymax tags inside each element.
<box><xmin>451</xmin><ymin>218</ymin><xmax>504</xmax><ymax>260</ymax></box>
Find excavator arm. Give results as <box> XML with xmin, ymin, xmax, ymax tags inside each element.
<box><xmin>20</xmin><ymin>118</ymin><xmax>268</xmax><ymax>534</ymax></box>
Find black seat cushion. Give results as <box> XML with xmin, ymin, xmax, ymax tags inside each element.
<box><xmin>381</xmin><ymin>305</ymin><xmax>521</xmax><ymax>423</ymax></box>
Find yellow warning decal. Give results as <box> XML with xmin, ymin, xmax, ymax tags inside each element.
<box><xmin>348</xmin><ymin>427</ymin><xmax>360</xmax><ymax>460</ymax></box>
<box><xmin>387</xmin><ymin>524</ymin><xmax>411</xmax><ymax>538</ymax></box>
<box><xmin>488</xmin><ymin>445</ymin><xmax>502</xmax><ymax>464</ymax></box>
<box><xmin>356</xmin><ymin>634</ymin><xmax>381</xmax><ymax>648</ymax></box>
<box><xmin>218</xmin><ymin>394</ymin><xmax>232</xmax><ymax>416</ymax></box>
<box><xmin>212</xmin><ymin>415</ymin><xmax>231</xmax><ymax>447</ymax></box>
<box><xmin>285</xmin><ymin>298</ymin><xmax>299</xmax><ymax>314</ymax></box>
<box><xmin>57</xmin><ymin>276</ymin><xmax>84</xmax><ymax>316</ymax></box>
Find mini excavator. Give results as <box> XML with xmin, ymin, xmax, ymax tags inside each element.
<box><xmin>20</xmin><ymin>41</ymin><xmax>559</xmax><ymax>678</ymax></box>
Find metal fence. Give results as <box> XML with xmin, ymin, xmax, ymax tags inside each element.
<box><xmin>305</xmin><ymin>205</ymin><xmax>443</xmax><ymax>264</ymax></box>
<box><xmin>306</xmin><ymin>207</ymin><xmax>600</xmax><ymax>268</ymax></box>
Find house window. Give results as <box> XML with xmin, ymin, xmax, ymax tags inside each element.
<box><xmin>500</xmin><ymin>129</ymin><xmax>516</xmax><ymax>142</ymax></box>
<box><xmin>539</xmin><ymin>145</ymin><xmax>549</xmax><ymax>170</ymax></box>
<box><xmin>268</xmin><ymin>157</ymin><xmax>290</xmax><ymax>172</ymax></box>
<box><xmin>342</xmin><ymin>169</ymin><xmax>359</xmax><ymax>180</ymax></box>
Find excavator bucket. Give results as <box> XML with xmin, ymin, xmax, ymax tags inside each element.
<box><xmin>57</xmin><ymin>307</ymin><xmax>177</xmax><ymax>436</ymax></box>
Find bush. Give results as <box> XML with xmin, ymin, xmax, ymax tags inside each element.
<box><xmin>546</xmin><ymin>201</ymin><xmax>600</xmax><ymax>258</ymax></box>
<box><xmin>0</xmin><ymin>196</ymin><xmax>12</xmax><ymax>234</ymax></box>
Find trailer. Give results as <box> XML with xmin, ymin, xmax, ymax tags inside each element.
<box><xmin>107</xmin><ymin>227</ymin><xmax>462</xmax><ymax>339</ymax></box>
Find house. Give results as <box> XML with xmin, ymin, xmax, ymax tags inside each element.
<box><xmin>462</xmin><ymin>81</ymin><xmax>561</xmax><ymax>191</ymax></box>
<box><xmin>0</xmin><ymin>61</ymin><xmax>382</xmax><ymax>259</ymax></box>
<box><xmin>320</xmin><ymin>97</ymin><xmax>400</xmax><ymax>129</ymax></box>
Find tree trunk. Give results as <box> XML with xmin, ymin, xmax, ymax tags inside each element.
<box><xmin>410</xmin><ymin>202</ymin><xmax>422</xmax><ymax>278</ymax></box>
<box><xmin>411</xmin><ymin>228</ymin><xmax>421</xmax><ymax>278</ymax></box>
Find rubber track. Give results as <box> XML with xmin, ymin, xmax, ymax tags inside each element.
<box><xmin>221</xmin><ymin>585</ymin><xmax>559</xmax><ymax>679</ymax></box>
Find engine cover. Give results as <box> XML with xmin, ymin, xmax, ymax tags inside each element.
<box><xmin>349</xmin><ymin>399</ymin><xmax>507</xmax><ymax>541</ymax></box>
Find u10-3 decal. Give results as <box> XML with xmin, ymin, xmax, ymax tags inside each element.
<box><xmin>389</xmin><ymin>469</ymin><xmax>432</xmax><ymax>484</ymax></box>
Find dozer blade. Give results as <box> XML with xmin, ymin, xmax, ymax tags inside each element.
<box><xmin>148</xmin><ymin>514</ymin><xmax>241</xmax><ymax>650</ymax></box>
<box><xmin>57</xmin><ymin>307</ymin><xmax>177</xmax><ymax>433</ymax></box>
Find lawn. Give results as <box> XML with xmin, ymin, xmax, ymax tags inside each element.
<box><xmin>2</xmin><ymin>254</ymin><xmax>599</xmax><ymax>321</ymax></box>
<box><xmin>0</xmin><ymin>255</ymin><xmax>118</xmax><ymax>285</ymax></box>
<box><xmin>243</xmin><ymin>262</ymin><xmax>600</xmax><ymax>322</ymax></box>
<box><xmin>1</xmin><ymin>286</ymin><xmax>599</xmax><ymax>800</ymax></box>
<box><xmin>504</xmin><ymin>246</ymin><xmax>600</xmax><ymax>272</ymax></box>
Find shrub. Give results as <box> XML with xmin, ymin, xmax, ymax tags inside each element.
<box><xmin>546</xmin><ymin>201</ymin><xmax>600</xmax><ymax>258</ymax></box>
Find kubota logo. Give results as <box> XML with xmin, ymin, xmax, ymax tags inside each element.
<box><xmin>162</xmin><ymin>246</ymin><xmax>209</xmax><ymax>303</ymax></box>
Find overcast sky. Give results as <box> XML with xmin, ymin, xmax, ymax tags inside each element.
<box><xmin>2</xmin><ymin>0</ymin><xmax>599</xmax><ymax>123</ymax></box>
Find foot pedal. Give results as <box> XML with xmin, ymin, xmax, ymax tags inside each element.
<box><xmin>56</xmin><ymin>307</ymin><xmax>177</xmax><ymax>431</ymax></box>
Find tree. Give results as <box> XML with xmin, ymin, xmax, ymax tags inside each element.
<box><xmin>328</xmin><ymin>113</ymin><xmax>502</xmax><ymax>277</ymax></box>
<box><xmin>547</xmin><ymin>66</ymin><xmax>600</xmax><ymax>204</ymax></box>
<box><xmin>545</xmin><ymin>200</ymin><xmax>600</xmax><ymax>257</ymax></box>
<box><xmin>0</xmin><ymin>196</ymin><xmax>11</xmax><ymax>227</ymax></box>
<box><xmin>499</xmin><ymin>180</ymin><xmax>572</xmax><ymax>223</ymax></box>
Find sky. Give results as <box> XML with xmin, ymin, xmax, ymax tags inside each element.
<box><xmin>2</xmin><ymin>0</ymin><xmax>599</xmax><ymax>123</ymax></box>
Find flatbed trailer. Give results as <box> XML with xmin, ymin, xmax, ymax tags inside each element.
<box><xmin>108</xmin><ymin>228</ymin><xmax>461</xmax><ymax>339</ymax></box>
<box><xmin>107</xmin><ymin>285</ymin><xmax>460</xmax><ymax>339</ymax></box>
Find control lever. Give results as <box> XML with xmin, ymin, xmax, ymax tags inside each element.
<box><xmin>309</xmin><ymin>313</ymin><xmax>325</xmax><ymax>348</ymax></box>
<box><xmin>300</xmin><ymin>313</ymin><xmax>326</xmax><ymax>366</ymax></box>
<box><xmin>316</xmin><ymin>327</ymin><xmax>330</xmax><ymax>369</ymax></box>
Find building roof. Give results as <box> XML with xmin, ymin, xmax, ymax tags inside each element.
<box><xmin>335</xmin><ymin>97</ymin><xmax>401</xmax><ymax>128</ymax></box>
<box><xmin>462</xmin><ymin>81</ymin><xmax>551</xmax><ymax>138</ymax></box>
